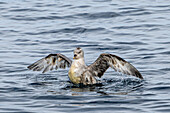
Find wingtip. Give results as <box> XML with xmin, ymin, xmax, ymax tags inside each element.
<box><xmin>139</xmin><ymin>75</ymin><xmax>144</xmax><ymax>80</ymax></box>
<box><xmin>27</xmin><ymin>65</ymin><xmax>30</xmax><ymax>69</ymax></box>
<box><xmin>136</xmin><ymin>71</ymin><xmax>144</xmax><ymax>80</ymax></box>
<box><xmin>27</xmin><ymin>64</ymin><xmax>33</xmax><ymax>70</ymax></box>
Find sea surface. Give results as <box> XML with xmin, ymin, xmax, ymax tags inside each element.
<box><xmin>0</xmin><ymin>0</ymin><xmax>170</xmax><ymax>113</ymax></box>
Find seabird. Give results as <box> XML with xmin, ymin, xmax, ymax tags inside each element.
<box><xmin>28</xmin><ymin>47</ymin><xmax>143</xmax><ymax>85</ymax></box>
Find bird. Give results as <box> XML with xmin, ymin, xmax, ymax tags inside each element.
<box><xmin>27</xmin><ymin>47</ymin><xmax>143</xmax><ymax>85</ymax></box>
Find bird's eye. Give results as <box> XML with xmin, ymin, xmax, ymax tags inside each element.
<box><xmin>78</xmin><ymin>51</ymin><xmax>81</xmax><ymax>54</ymax></box>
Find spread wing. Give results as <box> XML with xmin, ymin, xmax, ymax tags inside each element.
<box><xmin>87</xmin><ymin>53</ymin><xmax>143</xmax><ymax>79</ymax></box>
<box><xmin>27</xmin><ymin>54</ymin><xmax>72</xmax><ymax>73</ymax></box>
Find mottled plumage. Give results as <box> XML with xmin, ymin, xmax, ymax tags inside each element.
<box><xmin>28</xmin><ymin>48</ymin><xmax>143</xmax><ymax>85</ymax></box>
<box><xmin>27</xmin><ymin>54</ymin><xmax>72</xmax><ymax>73</ymax></box>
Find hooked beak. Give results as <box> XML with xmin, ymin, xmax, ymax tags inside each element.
<box><xmin>73</xmin><ymin>54</ymin><xmax>77</xmax><ymax>59</ymax></box>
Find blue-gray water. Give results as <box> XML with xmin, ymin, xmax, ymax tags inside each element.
<box><xmin>0</xmin><ymin>0</ymin><xmax>170</xmax><ymax>113</ymax></box>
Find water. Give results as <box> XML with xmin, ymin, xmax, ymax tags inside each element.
<box><xmin>0</xmin><ymin>0</ymin><xmax>170</xmax><ymax>112</ymax></box>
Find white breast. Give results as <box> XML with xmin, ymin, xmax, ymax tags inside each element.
<box><xmin>71</xmin><ymin>58</ymin><xmax>86</xmax><ymax>77</ymax></box>
<box><xmin>68</xmin><ymin>58</ymin><xmax>86</xmax><ymax>84</ymax></box>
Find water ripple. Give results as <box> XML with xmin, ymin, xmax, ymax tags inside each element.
<box><xmin>0</xmin><ymin>0</ymin><xmax>170</xmax><ymax>113</ymax></box>
<box><xmin>10</xmin><ymin>15</ymin><xmax>75</xmax><ymax>21</ymax></box>
<box><xmin>25</xmin><ymin>27</ymin><xmax>105</xmax><ymax>35</ymax></box>
<box><xmin>75</xmin><ymin>12</ymin><xmax>121</xmax><ymax>19</ymax></box>
<box><xmin>9</xmin><ymin>8</ymin><xmax>41</xmax><ymax>12</ymax></box>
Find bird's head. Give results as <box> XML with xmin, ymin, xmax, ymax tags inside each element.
<box><xmin>73</xmin><ymin>47</ymin><xmax>84</xmax><ymax>60</ymax></box>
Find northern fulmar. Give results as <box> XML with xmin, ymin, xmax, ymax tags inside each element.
<box><xmin>28</xmin><ymin>47</ymin><xmax>143</xmax><ymax>85</ymax></box>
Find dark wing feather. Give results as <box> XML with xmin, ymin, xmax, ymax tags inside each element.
<box><xmin>27</xmin><ymin>54</ymin><xmax>72</xmax><ymax>73</ymax></box>
<box><xmin>88</xmin><ymin>53</ymin><xmax>143</xmax><ymax>79</ymax></box>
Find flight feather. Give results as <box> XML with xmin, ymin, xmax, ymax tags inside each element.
<box><xmin>87</xmin><ymin>53</ymin><xmax>143</xmax><ymax>79</ymax></box>
<box><xmin>27</xmin><ymin>54</ymin><xmax>72</xmax><ymax>73</ymax></box>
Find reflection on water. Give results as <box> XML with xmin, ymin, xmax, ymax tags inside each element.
<box><xmin>0</xmin><ymin>0</ymin><xmax>170</xmax><ymax>112</ymax></box>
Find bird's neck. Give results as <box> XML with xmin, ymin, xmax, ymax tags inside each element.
<box><xmin>73</xmin><ymin>58</ymin><xmax>86</xmax><ymax>66</ymax></box>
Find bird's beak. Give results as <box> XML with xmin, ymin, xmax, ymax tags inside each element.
<box><xmin>73</xmin><ymin>54</ymin><xmax>77</xmax><ymax>59</ymax></box>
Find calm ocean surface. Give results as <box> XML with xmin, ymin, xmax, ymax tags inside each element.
<box><xmin>0</xmin><ymin>0</ymin><xmax>170</xmax><ymax>113</ymax></box>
